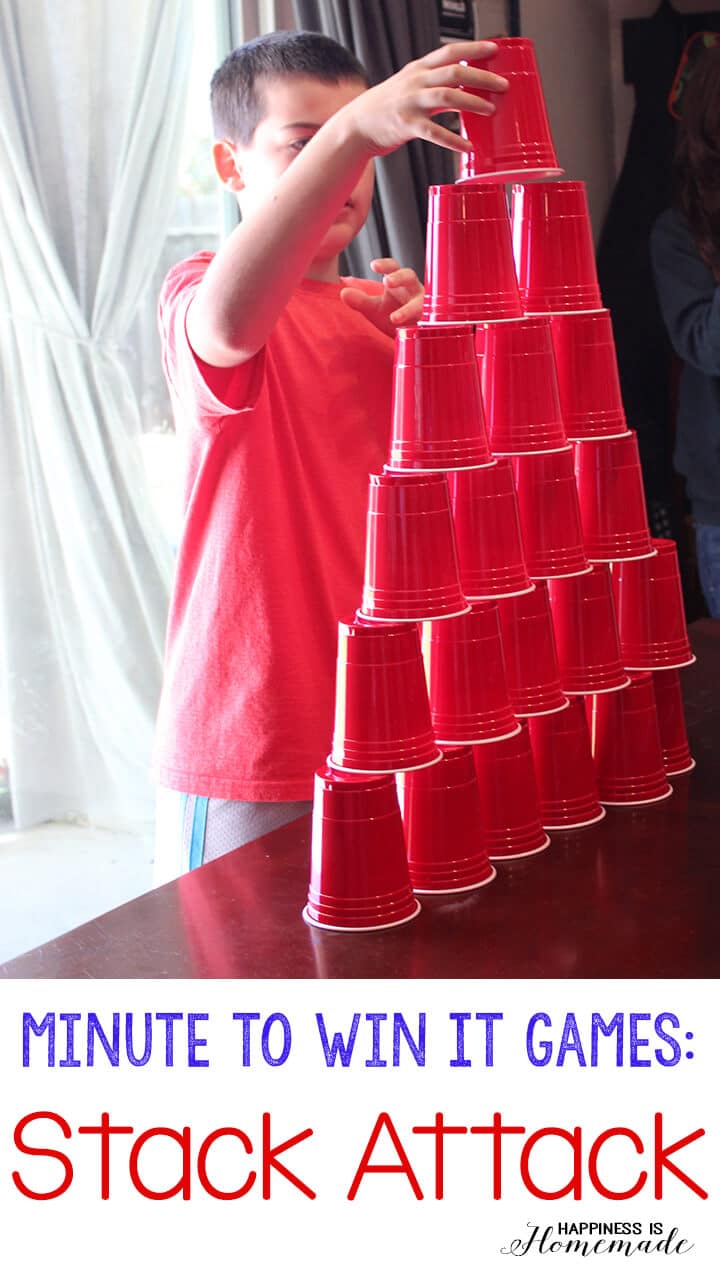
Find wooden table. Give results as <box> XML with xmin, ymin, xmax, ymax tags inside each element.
<box><xmin>3</xmin><ymin>621</ymin><xmax>718</xmax><ymax>980</ymax></box>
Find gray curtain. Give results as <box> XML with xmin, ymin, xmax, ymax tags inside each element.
<box><xmin>293</xmin><ymin>0</ymin><xmax>454</xmax><ymax>278</ymax></box>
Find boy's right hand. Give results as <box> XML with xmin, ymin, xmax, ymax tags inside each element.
<box><xmin>338</xmin><ymin>40</ymin><xmax>508</xmax><ymax>158</ymax></box>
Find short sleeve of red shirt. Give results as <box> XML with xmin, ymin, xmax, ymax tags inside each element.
<box><xmin>158</xmin><ymin>252</ymin><xmax>268</xmax><ymax>426</ymax></box>
<box><xmin>153</xmin><ymin>252</ymin><xmax>395</xmax><ymax>801</ymax></box>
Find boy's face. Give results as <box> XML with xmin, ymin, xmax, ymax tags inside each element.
<box><xmin>216</xmin><ymin>75</ymin><xmax>374</xmax><ymax>265</ymax></box>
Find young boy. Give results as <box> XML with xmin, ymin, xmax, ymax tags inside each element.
<box><xmin>153</xmin><ymin>30</ymin><xmax>506</xmax><ymax>880</ymax></box>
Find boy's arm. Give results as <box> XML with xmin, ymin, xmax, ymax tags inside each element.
<box><xmin>187</xmin><ymin>41</ymin><xmax>507</xmax><ymax>368</ymax></box>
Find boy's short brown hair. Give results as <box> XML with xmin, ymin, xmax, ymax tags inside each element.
<box><xmin>210</xmin><ymin>29</ymin><xmax>369</xmax><ymax>145</ymax></box>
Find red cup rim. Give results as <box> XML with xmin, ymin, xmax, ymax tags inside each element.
<box><xmin>513</xmin><ymin>179</ymin><xmax>587</xmax><ymax>196</ymax></box>
<box><xmin>396</xmin><ymin>323</ymin><xmax>474</xmax><ymax>342</ymax></box>
<box><xmin>624</xmin><ymin>653</ymin><xmax>696</xmax><ymax>671</ymax></box>
<box><xmin>488</xmin><ymin>833</ymin><xmax>551</xmax><ymax>860</ymax></box>
<box><xmin>302</xmin><ymin>901</ymin><xmax>421</xmax><ymax>932</ymax></box>
<box><xmin>375</xmin><ymin>469</ymin><xmax>448</xmax><ymax>486</ymax></box>
<box><xmin>386</xmin><ymin>459</ymin><xmax>497</xmax><ymax>474</ymax></box>
<box><xmin>316</xmin><ymin>764</ymin><xmax>393</xmax><ymax>789</ymax></box>
<box><xmin>525</xmin><ymin>306</ymin><xmax>606</xmax><ymax>317</ymax></box>
<box><xmin>412</xmin><ymin>866</ymin><xmax>497</xmax><ymax>895</ymax></box>
<box><xmin>457</xmin><ymin>168</ymin><xmax>564</xmax><ymax>185</ymax></box>
<box><xmin>542</xmin><ymin>806</ymin><xmax>606</xmax><ymax>831</ymax></box>
<box><xmin>344</xmin><ymin>613</ymin><xmax>419</xmax><ymax>638</ymax></box>
<box><xmin>664</xmin><ymin>757</ymin><xmax>696</xmax><ymax>776</ymax></box>
<box><xmin>600</xmin><ymin>785</ymin><xmax>674</xmax><ymax>807</ymax></box>
<box><xmin>529</xmin><ymin>564</ymin><xmax>593</xmax><ymax>580</ymax></box>
<box><xmin>517</xmin><ymin>696</ymin><xmax>570</xmax><ymax>718</ymax></box>
<box><xmin>562</xmin><ymin>675</ymin><xmax>632</xmax><ymax>696</ymax></box>
<box><xmin>428</xmin><ymin>180</ymin><xmax>506</xmax><ymax>198</ymax></box>
<box><xmin>551</xmin><ymin>308</ymin><xmax>612</xmax><ymax>325</ymax></box>
<box><xmin>328</xmin><ymin>749</ymin><xmax>444</xmax><ymax>775</ymax></box>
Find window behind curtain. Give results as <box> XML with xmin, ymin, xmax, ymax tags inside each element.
<box><xmin>129</xmin><ymin>0</ymin><xmax>223</xmax><ymax>544</ymax></box>
<box><xmin>130</xmin><ymin>0</ymin><xmax>298</xmax><ymax>545</ymax></box>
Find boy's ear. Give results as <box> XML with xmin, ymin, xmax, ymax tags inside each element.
<box><xmin>213</xmin><ymin>140</ymin><xmax>244</xmax><ymax>191</ymax></box>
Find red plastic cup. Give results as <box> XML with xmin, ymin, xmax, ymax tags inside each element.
<box><xmin>387</xmin><ymin>324</ymin><xmax>493</xmax><ymax>471</ymax></box>
<box><xmin>303</xmin><ymin>765</ymin><xmax>420</xmax><ymax>931</ymax></box>
<box><xmin>547</xmin><ymin>565</ymin><xmax>630</xmax><ymax>695</ymax></box>
<box><xmin>330</xmin><ymin>617</ymin><xmax>442</xmax><ymax>773</ymax></box>
<box><xmin>457</xmin><ymin>38</ymin><xmax>562</xmax><ymax>183</ymax></box>
<box><xmin>512</xmin><ymin>447</ymin><xmax>591</xmax><ymax>578</ymax></box>
<box><xmin>398</xmin><ymin>747</ymin><xmax>496</xmax><ymax>893</ymax></box>
<box><xmin>358</xmin><ymin>471</ymin><xmax>469</xmax><ymax>621</ymax></box>
<box><xmin>449</xmin><ymin>460</ymin><xmax>534</xmax><ymax>600</ymax></box>
<box><xmin>473</xmin><ymin>724</ymin><xmax>550</xmax><ymax>859</ymax></box>
<box><xmin>611</xmin><ymin>538</ymin><xmax>695</xmax><ymax>670</ymax></box>
<box><xmin>652</xmin><ymin>669</ymin><xmax>696</xmax><ymax>776</ymax></box>
<box><xmin>423</xmin><ymin>603</ymin><xmax>520</xmax><ymax>744</ymax></box>
<box><xmin>528</xmin><ymin>698</ymin><xmax>605</xmax><ymax>829</ymax></box>
<box><xmin>475</xmin><ymin>317</ymin><xmax>569</xmax><ymax>454</ymax></box>
<box><xmin>587</xmin><ymin>673</ymin><xmax>673</xmax><ymax>805</ymax></box>
<box><xmin>512</xmin><ymin>181</ymin><xmax>603</xmax><ymax>313</ymax></box>
<box><xmin>550</xmin><ymin>310</ymin><xmax>629</xmax><ymax>440</ymax></box>
<box><xmin>498</xmin><ymin>582</ymin><xmax>569</xmax><ymax>717</ymax></box>
<box><xmin>422</xmin><ymin>183</ymin><xmax>523</xmax><ymax>324</ymax></box>
<box><xmin>574</xmin><ymin>432</ymin><xmax>655</xmax><ymax>562</ymax></box>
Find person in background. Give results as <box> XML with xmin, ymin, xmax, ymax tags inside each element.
<box><xmin>152</xmin><ymin>31</ymin><xmax>507</xmax><ymax>880</ymax></box>
<box><xmin>651</xmin><ymin>43</ymin><xmax>720</xmax><ymax>618</ymax></box>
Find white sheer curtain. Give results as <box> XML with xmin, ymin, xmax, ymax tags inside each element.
<box><xmin>0</xmin><ymin>0</ymin><xmax>192</xmax><ymax>829</ymax></box>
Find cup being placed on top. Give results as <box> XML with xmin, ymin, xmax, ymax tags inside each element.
<box><xmin>448</xmin><ymin>460</ymin><xmax>534</xmax><ymax>600</ymax></box>
<box><xmin>387</xmin><ymin>324</ymin><xmax>493</xmax><ymax>472</ymax></box>
<box><xmin>457</xmin><ymin>37</ymin><xmax>563</xmax><ymax>184</ymax></box>
<box><xmin>303</xmin><ymin>764</ymin><xmax>420</xmax><ymax>931</ymax></box>
<box><xmin>473</xmin><ymin>724</ymin><xmax>550</xmax><ymax>859</ymax></box>
<box><xmin>422</xmin><ymin>183</ymin><xmax>523</xmax><ymax>324</ymax></box>
<box><xmin>587</xmin><ymin>672</ymin><xmax>673</xmax><ymax>806</ymax></box>
<box><xmin>528</xmin><ymin>697</ymin><xmax>605</xmax><ymax>830</ymax></box>
<box><xmin>398</xmin><ymin>747</ymin><xmax>496</xmax><ymax>894</ymax></box>
<box><xmin>358</xmin><ymin>470</ymin><xmax>469</xmax><ymax>622</ymax></box>
<box><xmin>475</xmin><ymin>316</ymin><xmax>569</xmax><ymax>455</ymax></box>
<box><xmin>573</xmin><ymin>432</ymin><xmax>655</xmax><ymax>562</ymax></box>
<box><xmin>611</xmin><ymin>538</ymin><xmax>695</xmax><ymax>670</ymax></box>
<box><xmin>423</xmin><ymin>602</ymin><xmax>520</xmax><ymax>745</ymax></box>
<box><xmin>329</xmin><ymin>616</ymin><xmax>441</xmax><ymax>774</ymax></box>
<box><xmin>512</xmin><ymin>180</ymin><xmax>603</xmax><ymax>314</ymax></box>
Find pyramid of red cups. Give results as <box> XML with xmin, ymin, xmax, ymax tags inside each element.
<box><xmin>303</xmin><ymin>38</ymin><xmax>696</xmax><ymax>933</ymax></box>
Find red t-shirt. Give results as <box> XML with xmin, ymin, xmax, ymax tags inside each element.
<box><xmin>153</xmin><ymin>252</ymin><xmax>395</xmax><ymax>800</ymax></box>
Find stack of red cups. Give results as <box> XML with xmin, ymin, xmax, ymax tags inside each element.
<box><xmin>305</xmin><ymin>35</ymin><xmax>697</xmax><ymax>934</ymax></box>
<box><xmin>307</xmin><ymin>315</ymin><xmax>500</xmax><ymax>927</ymax></box>
<box><xmin>510</xmin><ymin>168</ymin><xmax>695</xmax><ymax>814</ymax></box>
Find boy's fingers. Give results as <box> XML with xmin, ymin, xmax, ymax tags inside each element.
<box><xmin>418</xmin><ymin>119</ymin><xmax>474</xmax><ymax>153</ymax></box>
<box><xmin>420</xmin><ymin>40</ymin><xmax>499</xmax><ymax>69</ymax></box>
<box><xmin>339</xmin><ymin>286</ymin><xmax>378</xmax><ymax>316</ymax></box>
<box><xmin>370</xmin><ymin>257</ymin><xmax>401</xmax><ymax>275</ymax></box>
<box><xmin>423</xmin><ymin>87</ymin><xmax>501</xmax><ymax>116</ymax></box>
<box><xmin>383</xmin><ymin>267</ymin><xmax>419</xmax><ymax>290</ymax></box>
<box><xmin>390</xmin><ymin>300</ymin><xmax>422</xmax><ymax>325</ymax></box>
<box><xmin>423</xmin><ymin>64</ymin><xmax>509</xmax><ymax>93</ymax></box>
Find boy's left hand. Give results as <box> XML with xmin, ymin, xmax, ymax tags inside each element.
<box><xmin>341</xmin><ymin>257</ymin><xmax>424</xmax><ymax>335</ymax></box>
